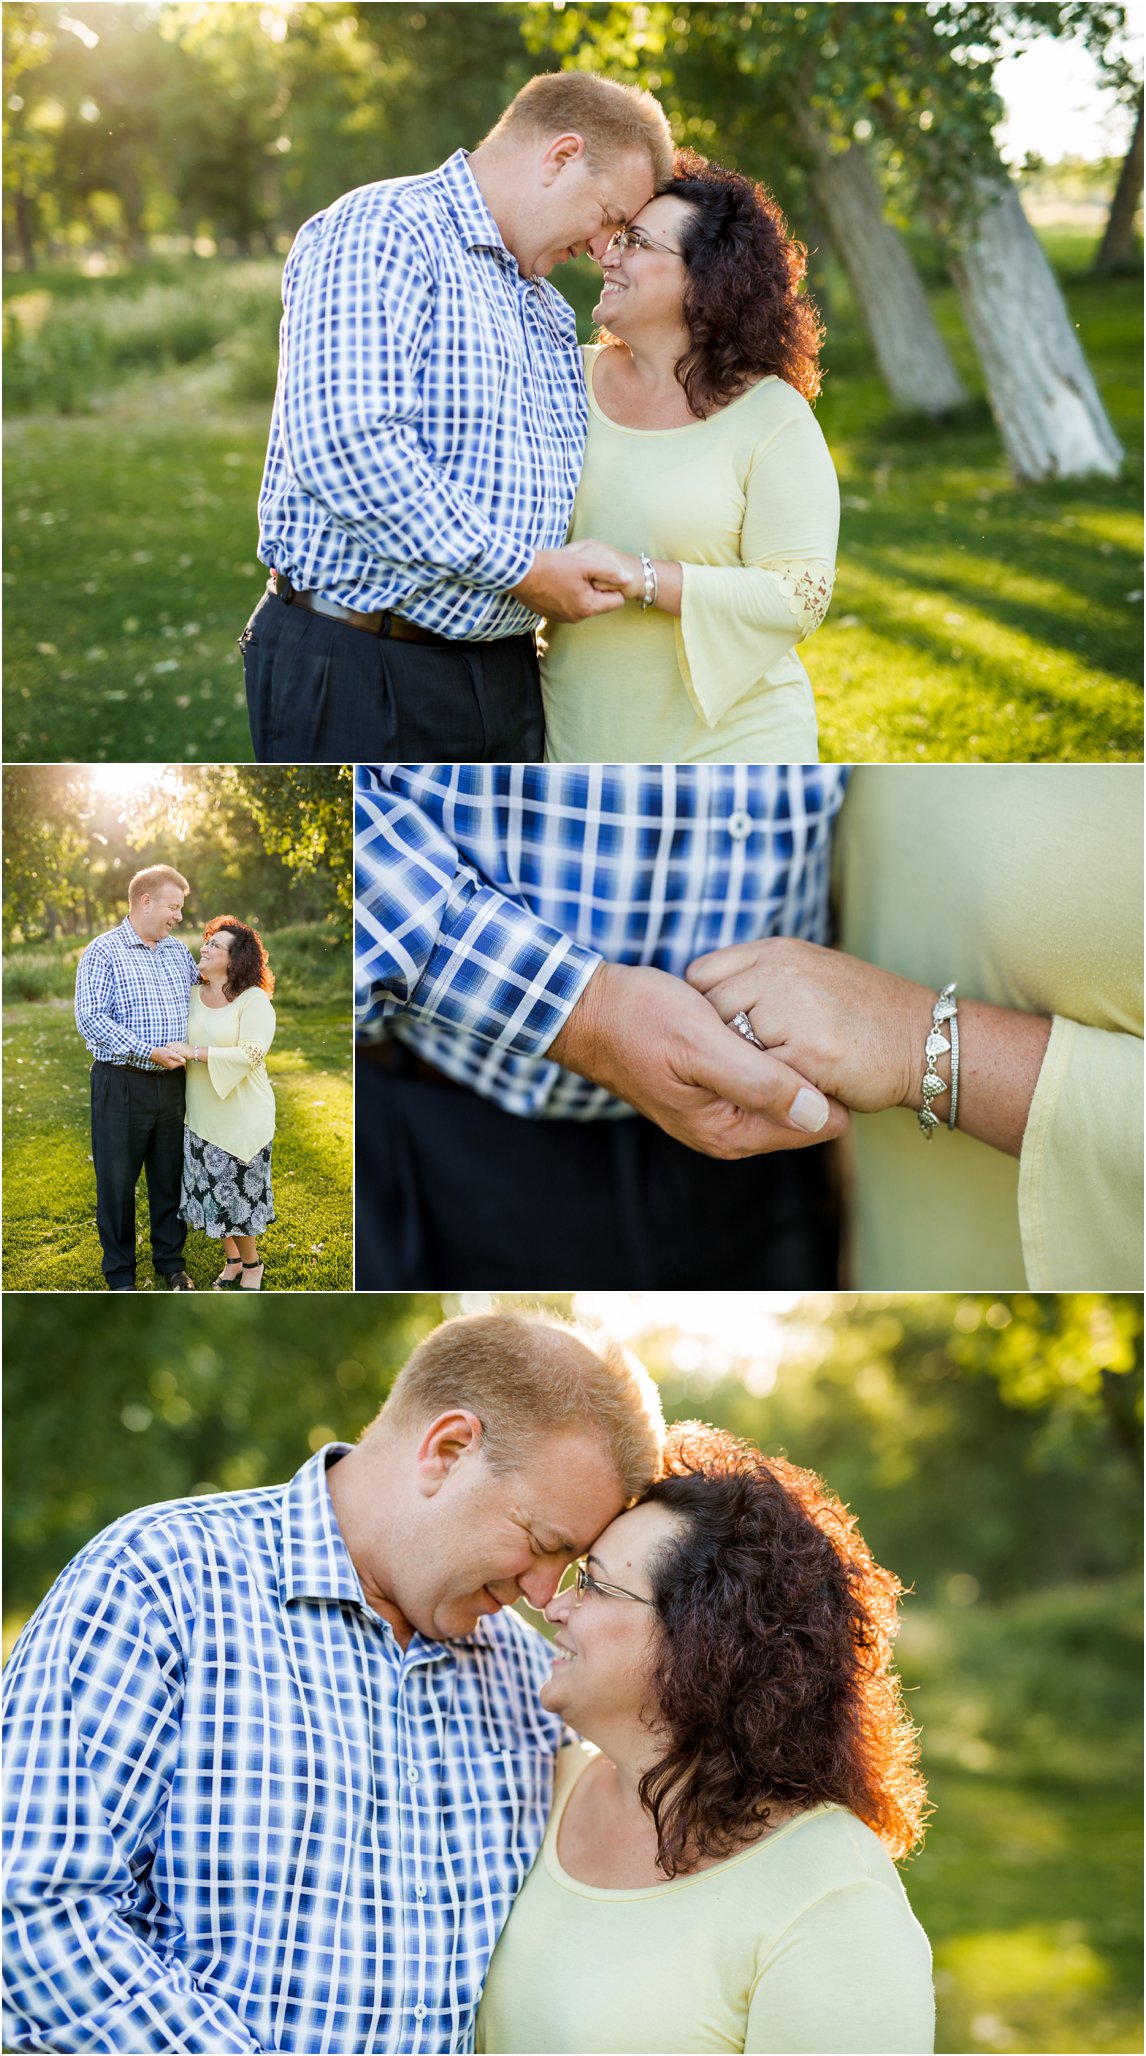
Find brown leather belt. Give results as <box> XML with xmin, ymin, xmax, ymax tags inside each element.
<box><xmin>269</xmin><ymin>572</ymin><xmax>452</xmax><ymax>645</ymax></box>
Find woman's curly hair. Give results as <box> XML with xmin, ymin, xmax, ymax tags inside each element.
<box><xmin>636</xmin><ymin>1422</ymin><xmax>927</xmax><ymax>1877</ymax></box>
<box><xmin>601</xmin><ymin>149</ymin><xmax>824</xmax><ymax>416</ymax></box>
<box><xmin>203</xmin><ymin>916</ymin><xmax>274</xmax><ymax>1001</ymax></box>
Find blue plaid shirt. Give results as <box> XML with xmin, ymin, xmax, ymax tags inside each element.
<box><xmin>355</xmin><ymin>764</ymin><xmax>849</xmax><ymax>1118</ymax></box>
<box><xmin>2</xmin><ymin>1447</ymin><xmax>562</xmax><ymax>2056</ymax></box>
<box><xmin>75</xmin><ymin>918</ymin><xmax>198</xmax><ymax>1069</ymax></box>
<box><xmin>257</xmin><ymin>151</ymin><xmax>587</xmax><ymax>639</ymax></box>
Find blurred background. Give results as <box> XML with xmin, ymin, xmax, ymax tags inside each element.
<box><xmin>1</xmin><ymin>762</ymin><xmax>353</xmax><ymax>1288</ymax></box>
<box><xmin>3</xmin><ymin>1289</ymin><xmax>1140</xmax><ymax>2054</ymax></box>
<box><xmin>2</xmin><ymin>0</ymin><xmax>1142</xmax><ymax>763</ymax></box>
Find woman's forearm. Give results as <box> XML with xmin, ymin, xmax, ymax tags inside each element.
<box><xmin>614</xmin><ymin>552</ymin><xmax>683</xmax><ymax>616</ymax></box>
<box><xmin>898</xmin><ymin>987</ymin><xmax>1052</xmax><ymax>1159</ymax></box>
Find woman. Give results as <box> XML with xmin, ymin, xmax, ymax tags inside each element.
<box><xmin>541</xmin><ymin>152</ymin><xmax>839</xmax><ymax>764</ymax></box>
<box><xmin>478</xmin><ymin>1425</ymin><xmax>934</xmax><ymax>2056</ymax></box>
<box><xmin>169</xmin><ymin>917</ymin><xmax>277</xmax><ymax>1290</ymax></box>
<box><xmin>687</xmin><ymin>763</ymin><xmax>1143</xmax><ymax>1289</ymax></box>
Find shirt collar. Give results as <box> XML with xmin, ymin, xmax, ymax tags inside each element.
<box><xmin>280</xmin><ymin>1443</ymin><xmax>366</xmax><ymax>1606</ymax></box>
<box><xmin>279</xmin><ymin>1443</ymin><xmax>473</xmax><ymax>1662</ymax></box>
<box><xmin>435</xmin><ymin>148</ymin><xmax>516</xmax><ymax>263</ymax></box>
<box><xmin>118</xmin><ymin>914</ymin><xmax>181</xmax><ymax>952</ymax></box>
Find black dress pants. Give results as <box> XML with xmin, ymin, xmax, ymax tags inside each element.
<box><xmin>90</xmin><ymin>1063</ymin><xmax>187</xmax><ymax>1288</ymax></box>
<box><xmin>241</xmin><ymin>590</ymin><xmax>544</xmax><ymax>763</ymax></box>
<box><xmin>355</xmin><ymin>1050</ymin><xmax>840</xmax><ymax>1290</ymax></box>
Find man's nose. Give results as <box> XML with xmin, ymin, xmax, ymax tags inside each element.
<box><xmin>588</xmin><ymin>229</ymin><xmax>617</xmax><ymax>264</ymax></box>
<box><xmin>518</xmin><ymin>1562</ymin><xmax>567</xmax><ymax>1611</ymax></box>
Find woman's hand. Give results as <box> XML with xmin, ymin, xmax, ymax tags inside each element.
<box><xmin>589</xmin><ymin>551</ymin><xmax>645</xmax><ymax>602</ymax></box>
<box><xmin>165</xmin><ymin>1040</ymin><xmax>198</xmax><ymax>1063</ymax></box>
<box><xmin>686</xmin><ymin>938</ymin><xmax>931</xmax><ymax>1116</ymax></box>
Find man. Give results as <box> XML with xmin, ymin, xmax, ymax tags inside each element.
<box><xmin>2</xmin><ymin>1310</ymin><xmax>664</xmax><ymax>2055</ymax></box>
<box><xmin>74</xmin><ymin>865</ymin><xmax>197</xmax><ymax>1292</ymax></box>
<box><xmin>244</xmin><ymin>72</ymin><xmax>673</xmax><ymax>764</ymax></box>
<box><xmin>355</xmin><ymin>764</ymin><xmax>852</xmax><ymax>1289</ymax></box>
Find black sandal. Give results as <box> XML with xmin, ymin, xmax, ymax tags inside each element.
<box><xmin>212</xmin><ymin>1257</ymin><xmax>243</xmax><ymax>1291</ymax></box>
<box><xmin>238</xmin><ymin>1260</ymin><xmax>264</xmax><ymax>1292</ymax></box>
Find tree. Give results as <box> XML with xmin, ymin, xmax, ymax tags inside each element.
<box><xmin>1093</xmin><ymin>85</ymin><xmax>1143</xmax><ymax>272</ymax></box>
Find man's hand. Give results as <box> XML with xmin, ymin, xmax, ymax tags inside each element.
<box><xmin>149</xmin><ymin>1045</ymin><xmax>187</xmax><ymax>1070</ymax></box>
<box><xmin>511</xmin><ymin>542</ymin><xmax>631</xmax><ymax>623</ymax></box>
<box><xmin>546</xmin><ymin>961</ymin><xmax>849</xmax><ymax>1160</ymax></box>
<box><xmin>686</xmin><ymin>938</ymin><xmax>927</xmax><ymax>1115</ymax></box>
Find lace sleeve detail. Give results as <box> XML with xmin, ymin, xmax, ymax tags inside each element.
<box><xmin>775</xmin><ymin>564</ymin><xmax>835</xmax><ymax>638</ymax></box>
<box><xmin>240</xmin><ymin>1043</ymin><xmax>267</xmax><ymax>1076</ymax></box>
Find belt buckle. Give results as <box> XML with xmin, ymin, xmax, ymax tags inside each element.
<box><xmin>274</xmin><ymin>571</ymin><xmax>294</xmax><ymax>604</ymax></box>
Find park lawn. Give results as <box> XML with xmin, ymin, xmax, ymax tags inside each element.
<box><xmin>2</xmin><ymin>252</ymin><xmax>1141</xmax><ymax>763</ymax></box>
<box><xmin>898</xmin><ymin>1578</ymin><xmax>1143</xmax><ymax>2055</ymax></box>
<box><xmin>1</xmin><ymin>994</ymin><xmax>353</xmax><ymax>1292</ymax></box>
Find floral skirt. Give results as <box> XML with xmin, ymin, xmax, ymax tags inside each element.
<box><xmin>179</xmin><ymin>1128</ymin><xmax>275</xmax><ymax>1238</ymax></box>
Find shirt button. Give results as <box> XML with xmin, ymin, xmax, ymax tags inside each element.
<box><xmin>407</xmin><ymin>1768</ymin><xmax>420</xmax><ymax>1784</ymax></box>
<box><xmin>415</xmin><ymin>1882</ymin><xmax>427</xmax><ymax>1898</ymax></box>
<box><xmin>414</xmin><ymin>2005</ymin><xmax>427</xmax><ymax>2021</ymax></box>
<box><xmin>727</xmin><ymin>809</ymin><xmax>753</xmax><ymax>841</ymax></box>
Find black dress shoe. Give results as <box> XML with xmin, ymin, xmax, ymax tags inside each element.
<box><xmin>109</xmin><ymin>1283</ymin><xmax>137</xmax><ymax>1292</ymax></box>
<box><xmin>164</xmin><ymin>1270</ymin><xmax>196</xmax><ymax>1291</ymax></box>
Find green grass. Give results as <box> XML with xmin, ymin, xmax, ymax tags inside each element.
<box><xmin>1</xmin><ymin>955</ymin><xmax>353</xmax><ymax>1291</ymax></box>
<box><xmin>2</xmin><ymin>241</ymin><xmax>1141</xmax><ymax>762</ymax></box>
<box><xmin>898</xmin><ymin>1578</ymin><xmax>1143</xmax><ymax>2054</ymax></box>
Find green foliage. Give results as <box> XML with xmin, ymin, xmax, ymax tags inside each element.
<box><xmin>900</xmin><ymin>1578</ymin><xmax>1142</xmax><ymax>2054</ymax></box>
<box><xmin>3</xmin><ymin>260</ymin><xmax>283</xmax><ymax>415</ymax></box>
<box><xmin>1</xmin><ymin>985</ymin><xmax>352</xmax><ymax>1292</ymax></box>
<box><xmin>2</xmin><ymin>765</ymin><xmax>351</xmax><ymax>945</ymax></box>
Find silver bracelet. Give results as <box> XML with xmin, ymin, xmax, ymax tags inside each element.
<box><xmin>917</xmin><ymin>983</ymin><xmax>958</xmax><ymax>1139</ymax></box>
<box><xmin>947</xmin><ymin>1008</ymin><xmax>960</xmax><ymax>1131</ymax></box>
<box><xmin>639</xmin><ymin>553</ymin><xmax>658</xmax><ymax>610</ymax></box>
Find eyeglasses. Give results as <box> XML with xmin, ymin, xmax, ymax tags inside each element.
<box><xmin>560</xmin><ymin>1560</ymin><xmax>656</xmax><ymax>1608</ymax></box>
<box><xmin>604</xmin><ymin>228</ymin><xmax>683</xmax><ymax>258</ymax></box>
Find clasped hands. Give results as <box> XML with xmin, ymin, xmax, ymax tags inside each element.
<box><xmin>549</xmin><ymin>942</ymin><xmax>932</xmax><ymax>1162</ymax></box>
<box><xmin>150</xmin><ymin>1041</ymin><xmax>196</xmax><ymax>1070</ymax></box>
<box><xmin>511</xmin><ymin>540</ymin><xmax>644</xmax><ymax>622</ymax></box>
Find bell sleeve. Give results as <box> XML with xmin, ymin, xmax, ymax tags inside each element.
<box><xmin>204</xmin><ymin>991</ymin><xmax>277</xmax><ymax>1101</ymax></box>
<box><xmin>675</xmin><ymin>399</ymin><xmax>840</xmax><ymax>729</ymax></box>
<box><xmin>1019</xmin><ymin>1016</ymin><xmax>1144</xmax><ymax>1288</ymax></box>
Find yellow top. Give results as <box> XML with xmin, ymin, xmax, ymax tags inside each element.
<box><xmin>184</xmin><ymin>985</ymin><xmax>277</xmax><ymax>1165</ymax></box>
<box><xmin>476</xmin><ymin>1744</ymin><xmax>934</xmax><ymax>2056</ymax></box>
<box><xmin>836</xmin><ymin>765</ymin><xmax>1143</xmax><ymax>1288</ymax></box>
<box><xmin>540</xmin><ymin>346</ymin><xmax>839</xmax><ymax>764</ymax></box>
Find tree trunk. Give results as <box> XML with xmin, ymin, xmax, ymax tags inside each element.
<box><xmin>807</xmin><ymin>140</ymin><xmax>969</xmax><ymax>417</ymax></box>
<box><xmin>946</xmin><ymin>175</ymin><xmax>1122</xmax><ymax>483</ymax></box>
<box><xmin>9</xmin><ymin>187</ymin><xmax>38</xmax><ymax>271</ymax></box>
<box><xmin>1093</xmin><ymin>90</ymin><xmax>1143</xmax><ymax>276</ymax></box>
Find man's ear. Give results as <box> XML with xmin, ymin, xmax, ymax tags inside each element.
<box><xmin>414</xmin><ymin>1410</ymin><xmax>485</xmax><ymax>1497</ymax></box>
<box><xmin>538</xmin><ymin>131</ymin><xmax>587</xmax><ymax>186</ymax></box>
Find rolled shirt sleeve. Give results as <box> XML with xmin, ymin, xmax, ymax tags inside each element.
<box><xmin>1019</xmin><ymin>1016</ymin><xmax>1144</xmax><ymax>1288</ymax></box>
<box><xmin>355</xmin><ymin>772</ymin><xmax>602</xmax><ymax>1057</ymax></box>
<box><xmin>277</xmin><ymin>206</ymin><xmax>535</xmax><ymax>596</ymax></box>
<box><xmin>2</xmin><ymin>1559</ymin><xmax>266</xmax><ymax>2054</ymax></box>
<box><xmin>675</xmin><ymin>404</ymin><xmax>840</xmax><ymax>729</ymax></box>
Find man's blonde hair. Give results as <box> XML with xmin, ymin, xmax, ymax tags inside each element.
<box><xmin>378</xmin><ymin>1310</ymin><xmax>664</xmax><ymax>1504</ymax></box>
<box><xmin>487</xmin><ymin>72</ymin><xmax>674</xmax><ymax>187</ymax></box>
<box><xmin>128</xmin><ymin>865</ymin><xmax>190</xmax><ymax>906</ymax></box>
